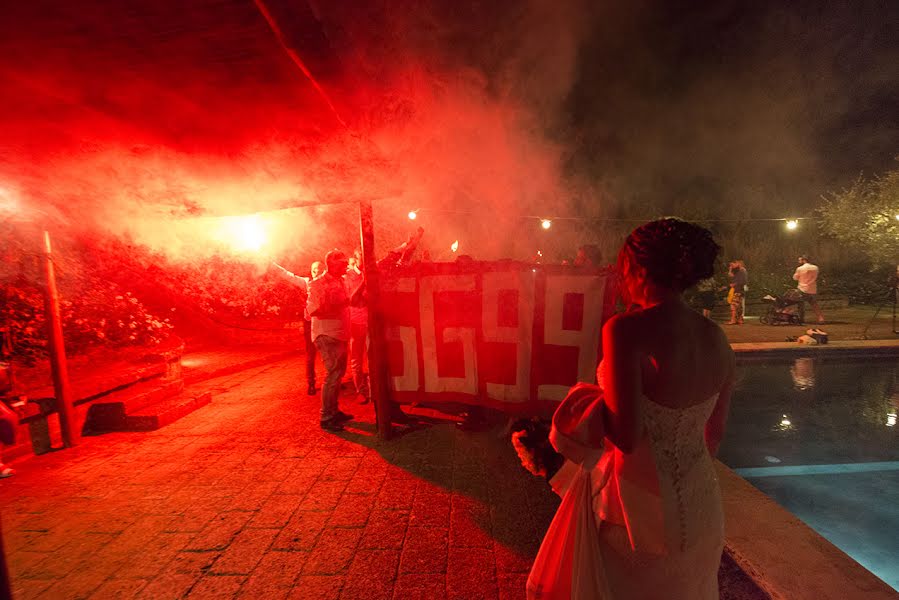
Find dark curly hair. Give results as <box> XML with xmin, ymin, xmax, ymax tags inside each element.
<box><xmin>618</xmin><ymin>218</ymin><xmax>720</xmax><ymax>292</ymax></box>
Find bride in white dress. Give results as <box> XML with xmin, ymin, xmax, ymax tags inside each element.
<box><xmin>551</xmin><ymin>218</ymin><xmax>736</xmax><ymax>599</ymax></box>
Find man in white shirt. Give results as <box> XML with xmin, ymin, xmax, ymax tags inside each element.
<box><xmin>793</xmin><ymin>256</ymin><xmax>825</xmax><ymax>324</ymax></box>
<box><xmin>307</xmin><ymin>250</ymin><xmax>365</xmax><ymax>431</ymax></box>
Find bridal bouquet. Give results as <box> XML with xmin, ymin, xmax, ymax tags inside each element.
<box><xmin>510</xmin><ymin>417</ymin><xmax>564</xmax><ymax>480</ymax></box>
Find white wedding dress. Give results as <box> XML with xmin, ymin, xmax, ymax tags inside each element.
<box><xmin>595</xmin><ymin>392</ymin><xmax>724</xmax><ymax>599</ymax></box>
<box><xmin>537</xmin><ymin>360</ymin><xmax>725</xmax><ymax>599</ymax></box>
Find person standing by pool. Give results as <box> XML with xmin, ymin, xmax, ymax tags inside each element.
<box><xmin>727</xmin><ymin>260</ymin><xmax>747</xmax><ymax>324</ymax></box>
<box><xmin>793</xmin><ymin>256</ymin><xmax>825</xmax><ymax>324</ymax></box>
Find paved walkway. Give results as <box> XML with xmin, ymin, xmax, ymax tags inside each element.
<box><xmin>1</xmin><ymin>359</ymin><xmax>557</xmax><ymax>600</ymax></box>
<box><xmin>1</xmin><ymin>356</ymin><xmax>771</xmax><ymax>600</ymax></box>
<box><xmin>4</xmin><ymin>303</ymin><xmax>894</xmax><ymax>599</ymax></box>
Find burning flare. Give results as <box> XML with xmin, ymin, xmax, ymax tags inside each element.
<box><xmin>221</xmin><ymin>215</ymin><xmax>267</xmax><ymax>253</ymax></box>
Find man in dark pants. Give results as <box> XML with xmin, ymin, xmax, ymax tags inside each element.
<box><xmin>307</xmin><ymin>250</ymin><xmax>365</xmax><ymax>432</ymax></box>
<box><xmin>273</xmin><ymin>260</ymin><xmax>322</xmax><ymax>396</ymax></box>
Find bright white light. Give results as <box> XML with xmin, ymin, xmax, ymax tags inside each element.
<box><xmin>785</xmin><ymin>219</ymin><xmax>799</xmax><ymax>231</ymax></box>
<box><xmin>0</xmin><ymin>186</ymin><xmax>17</xmax><ymax>214</ymax></box>
<box><xmin>541</xmin><ymin>219</ymin><xmax>552</xmax><ymax>230</ymax></box>
<box><xmin>774</xmin><ymin>413</ymin><xmax>795</xmax><ymax>432</ymax></box>
<box><xmin>451</xmin><ymin>240</ymin><xmax>459</xmax><ymax>253</ymax></box>
<box><xmin>408</xmin><ymin>210</ymin><xmax>417</xmax><ymax>220</ymax></box>
<box><xmin>895</xmin><ymin>214</ymin><xmax>899</xmax><ymax>221</ymax></box>
<box><xmin>223</xmin><ymin>215</ymin><xmax>266</xmax><ymax>253</ymax></box>
<box><xmin>888</xmin><ymin>412</ymin><xmax>897</xmax><ymax>427</ymax></box>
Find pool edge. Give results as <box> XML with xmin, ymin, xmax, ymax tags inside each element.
<box><xmin>717</xmin><ymin>461</ymin><xmax>898</xmax><ymax>599</ymax></box>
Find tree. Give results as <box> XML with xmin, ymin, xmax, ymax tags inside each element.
<box><xmin>818</xmin><ymin>165</ymin><xmax>899</xmax><ymax>267</ymax></box>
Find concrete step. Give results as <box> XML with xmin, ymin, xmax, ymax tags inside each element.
<box><xmin>82</xmin><ymin>379</ymin><xmax>184</xmax><ymax>434</ymax></box>
<box><xmin>123</xmin><ymin>391</ymin><xmax>212</xmax><ymax>431</ymax></box>
<box><xmin>27</xmin><ymin>360</ymin><xmax>170</xmax><ymax>405</ymax></box>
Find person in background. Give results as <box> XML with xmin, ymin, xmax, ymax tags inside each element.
<box><xmin>793</xmin><ymin>256</ymin><xmax>825</xmax><ymax>324</ymax></box>
<box><xmin>345</xmin><ymin>249</ymin><xmax>370</xmax><ymax>404</ymax></box>
<box><xmin>727</xmin><ymin>260</ymin><xmax>747</xmax><ymax>325</ymax></box>
<box><xmin>0</xmin><ymin>326</ymin><xmax>16</xmax><ymax>478</ymax></box>
<box><xmin>574</xmin><ymin>244</ymin><xmax>602</xmax><ymax>268</ymax></box>
<box><xmin>0</xmin><ymin>324</ymin><xmax>17</xmax><ymax>478</ymax></box>
<box><xmin>272</xmin><ymin>260</ymin><xmax>323</xmax><ymax>396</ymax></box>
<box><xmin>307</xmin><ymin>250</ymin><xmax>364</xmax><ymax>432</ymax></box>
<box><xmin>695</xmin><ymin>276</ymin><xmax>717</xmax><ymax>319</ymax></box>
<box><xmin>379</xmin><ymin>227</ymin><xmax>425</xmax><ymax>272</ymax></box>
<box><xmin>890</xmin><ymin>265</ymin><xmax>899</xmax><ymax>334</ymax></box>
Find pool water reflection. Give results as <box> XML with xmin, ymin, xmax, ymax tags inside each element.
<box><xmin>719</xmin><ymin>357</ymin><xmax>899</xmax><ymax>591</ymax></box>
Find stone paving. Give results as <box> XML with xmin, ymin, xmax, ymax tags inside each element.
<box><xmin>0</xmin><ymin>359</ymin><xmax>559</xmax><ymax>600</ymax></box>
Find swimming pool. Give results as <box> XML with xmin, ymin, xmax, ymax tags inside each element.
<box><xmin>719</xmin><ymin>356</ymin><xmax>899</xmax><ymax>591</ymax></box>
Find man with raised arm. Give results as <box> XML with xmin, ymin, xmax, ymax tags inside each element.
<box><xmin>272</xmin><ymin>260</ymin><xmax>322</xmax><ymax>396</ymax></box>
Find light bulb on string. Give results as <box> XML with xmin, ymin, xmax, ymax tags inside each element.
<box><xmin>541</xmin><ymin>219</ymin><xmax>552</xmax><ymax>230</ymax></box>
<box><xmin>408</xmin><ymin>209</ymin><xmax>418</xmax><ymax>221</ymax></box>
<box><xmin>785</xmin><ymin>219</ymin><xmax>799</xmax><ymax>231</ymax></box>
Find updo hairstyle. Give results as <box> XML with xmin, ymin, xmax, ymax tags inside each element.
<box><xmin>618</xmin><ymin>218</ymin><xmax>720</xmax><ymax>292</ymax></box>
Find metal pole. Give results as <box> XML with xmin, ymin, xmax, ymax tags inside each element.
<box><xmin>358</xmin><ymin>201</ymin><xmax>393</xmax><ymax>440</ymax></box>
<box><xmin>42</xmin><ymin>231</ymin><xmax>78</xmax><ymax>447</ymax></box>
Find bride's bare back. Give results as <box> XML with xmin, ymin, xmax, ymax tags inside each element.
<box><xmin>602</xmin><ymin>298</ymin><xmax>735</xmax><ymax>456</ymax></box>
<box><xmin>623</xmin><ymin>300</ymin><xmax>733</xmax><ymax>408</ymax></box>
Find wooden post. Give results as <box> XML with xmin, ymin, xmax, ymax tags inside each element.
<box><xmin>42</xmin><ymin>231</ymin><xmax>78</xmax><ymax>448</ymax></box>
<box><xmin>358</xmin><ymin>201</ymin><xmax>393</xmax><ymax>440</ymax></box>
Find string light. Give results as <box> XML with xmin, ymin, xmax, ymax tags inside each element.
<box><xmin>451</xmin><ymin>240</ymin><xmax>459</xmax><ymax>253</ymax></box>
<box><xmin>406</xmin><ymin>207</ymin><xmax>815</xmax><ymax>227</ymax></box>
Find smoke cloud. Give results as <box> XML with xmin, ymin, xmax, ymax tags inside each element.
<box><xmin>0</xmin><ymin>0</ymin><xmax>897</xmax><ymax>266</ymax></box>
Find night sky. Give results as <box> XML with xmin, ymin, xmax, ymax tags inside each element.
<box><xmin>1</xmin><ymin>0</ymin><xmax>897</xmax><ymax>258</ymax></box>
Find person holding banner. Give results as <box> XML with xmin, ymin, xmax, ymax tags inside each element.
<box><xmin>530</xmin><ymin>218</ymin><xmax>735</xmax><ymax>599</ymax></box>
